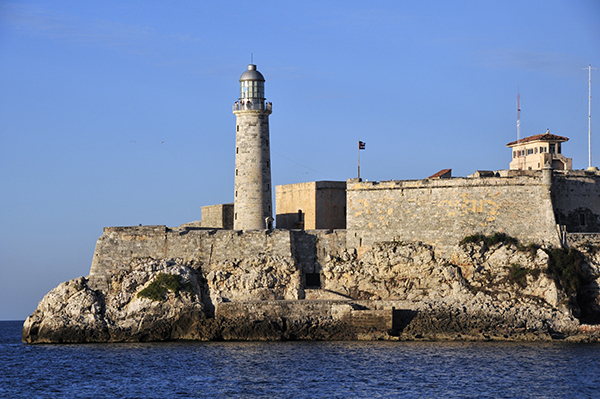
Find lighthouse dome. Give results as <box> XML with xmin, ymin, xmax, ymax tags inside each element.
<box><xmin>240</xmin><ymin>64</ymin><xmax>265</xmax><ymax>81</ymax></box>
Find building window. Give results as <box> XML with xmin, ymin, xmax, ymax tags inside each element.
<box><xmin>558</xmin><ymin>143</ymin><xmax>562</xmax><ymax>154</ymax></box>
<box><xmin>549</xmin><ymin>144</ymin><xmax>556</xmax><ymax>154</ymax></box>
<box><xmin>535</xmin><ymin>147</ymin><xmax>538</xmax><ymax>154</ymax></box>
<box><xmin>527</xmin><ymin>149</ymin><xmax>533</xmax><ymax>155</ymax></box>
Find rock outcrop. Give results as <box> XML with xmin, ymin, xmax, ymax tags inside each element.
<box><xmin>23</xmin><ymin>237</ymin><xmax>600</xmax><ymax>343</ymax></box>
<box><xmin>23</xmin><ymin>259</ymin><xmax>208</xmax><ymax>343</ymax></box>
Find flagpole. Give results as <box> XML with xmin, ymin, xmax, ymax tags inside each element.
<box><xmin>358</xmin><ymin>141</ymin><xmax>361</xmax><ymax>180</ymax></box>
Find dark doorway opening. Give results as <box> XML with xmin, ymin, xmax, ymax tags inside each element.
<box><xmin>305</xmin><ymin>273</ymin><xmax>321</xmax><ymax>288</ymax></box>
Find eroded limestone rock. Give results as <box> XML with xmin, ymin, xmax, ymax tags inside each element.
<box><xmin>23</xmin><ymin>259</ymin><xmax>208</xmax><ymax>343</ymax></box>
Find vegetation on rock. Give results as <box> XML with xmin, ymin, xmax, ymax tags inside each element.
<box><xmin>137</xmin><ymin>273</ymin><xmax>194</xmax><ymax>302</ymax></box>
<box><xmin>460</xmin><ymin>232</ymin><xmax>518</xmax><ymax>248</ymax></box>
<box><xmin>460</xmin><ymin>233</ymin><xmax>539</xmax><ymax>258</ymax></box>
<box><xmin>507</xmin><ymin>263</ymin><xmax>540</xmax><ymax>288</ymax></box>
<box><xmin>544</xmin><ymin>248</ymin><xmax>589</xmax><ymax>297</ymax></box>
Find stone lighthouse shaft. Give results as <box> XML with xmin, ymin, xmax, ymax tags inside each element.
<box><xmin>232</xmin><ymin>64</ymin><xmax>273</xmax><ymax>230</ymax></box>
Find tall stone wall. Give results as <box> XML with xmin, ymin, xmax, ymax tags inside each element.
<box><xmin>314</xmin><ymin>181</ymin><xmax>346</xmax><ymax>229</ymax></box>
<box><xmin>553</xmin><ymin>172</ymin><xmax>600</xmax><ymax>233</ymax></box>
<box><xmin>88</xmin><ymin>226</ymin><xmax>347</xmax><ymax>292</ymax></box>
<box><xmin>200</xmin><ymin>203</ymin><xmax>234</xmax><ymax>229</ymax></box>
<box><xmin>276</xmin><ymin>181</ymin><xmax>346</xmax><ymax>230</ymax></box>
<box><xmin>290</xmin><ymin>229</ymin><xmax>347</xmax><ymax>274</ymax></box>
<box><xmin>276</xmin><ymin>182</ymin><xmax>316</xmax><ymax>229</ymax></box>
<box><xmin>88</xmin><ymin>227</ymin><xmax>294</xmax><ymax>291</ymax></box>
<box><xmin>346</xmin><ymin>175</ymin><xmax>561</xmax><ymax>250</ymax></box>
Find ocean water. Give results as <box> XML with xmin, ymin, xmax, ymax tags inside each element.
<box><xmin>2</xmin><ymin>321</ymin><xmax>600</xmax><ymax>398</ymax></box>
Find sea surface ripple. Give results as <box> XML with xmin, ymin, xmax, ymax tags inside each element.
<box><xmin>2</xmin><ymin>321</ymin><xmax>599</xmax><ymax>398</ymax></box>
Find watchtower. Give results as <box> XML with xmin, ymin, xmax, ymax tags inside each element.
<box><xmin>232</xmin><ymin>64</ymin><xmax>273</xmax><ymax>230</ymax></box>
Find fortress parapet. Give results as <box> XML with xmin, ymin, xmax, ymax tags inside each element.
<box><xmin>346</xmin><ymin>174</ymin><xmax>561</xmax><ymax>251</ymax></box>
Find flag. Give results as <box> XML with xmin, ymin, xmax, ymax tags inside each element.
<box><xmin>359</xmin><ymin>141</ymin><xmax>366</xmax><ymax>150</ymax></box>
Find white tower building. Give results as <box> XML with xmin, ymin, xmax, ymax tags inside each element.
<box><xmin>233</xmin><ymin>64</ymin><xmax>273</xmax><ymax>230</ymax></box>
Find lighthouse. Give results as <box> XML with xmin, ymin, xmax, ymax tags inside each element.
<box><xmin>233</xmin><ymin>64</ymin><xmax>273</xmax><ymax>230</ymax></box>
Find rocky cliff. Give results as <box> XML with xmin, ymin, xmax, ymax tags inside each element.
<box><xmin>22</xmin><ymin>235</ymin><xmax>600</xmax><ymax>343</ymax></box>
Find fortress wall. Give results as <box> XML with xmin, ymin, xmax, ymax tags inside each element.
<box><xmin>346</xmin><ymin>176</ymin><xmax>561</xmax><ymax>250</ymax></box>
<box><xmin>312</xmin><ymin>229</ymin><xmax>347</xmax><ymax>271</ymax></box>
<box><xmin>566</xmin><ymin>233</ymin><xmax>600</xmax><ymax>247</ymax></box>
<box><xmin>88</xmin><ymin>227</ymin><xmax>296</xmax><ymax>291</ymax></box>
<box><xmin>553</xmin><ymin>174</ymin><xmax>600</xmax><ymax>233</ymax></box>
<box><xmin>290</xmin><ymin>230</ymin><xmax>347</xmax><ymax>274</ymax></box>
<box><xmin>89</xmin><ymin>226</ymin><xmax>169</xmax><ymax>291</ymax></box>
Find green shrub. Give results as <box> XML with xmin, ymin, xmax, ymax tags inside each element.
<box><xmin>517</xmin><ymin>243</ymin><xmax>540</xmax><ymax>258</ymax></box>
<box><xmin>137</xmin><ymin>273</ymin><xmax>193</xmax><ymax>302</ymax></box>
<box><xmin>460</xmin><ymin>234</ymin><xmax>486</xmax><ymax>246</ymax></box>
<box><xmin>508</xmin><ymin>263</ymin><xmax>529</xmax><ymax>288</ymax></box>
<box><xmin>545</xmin><ymin>248</ymin><xmax>588</xmax><ymax>296</ymax></box>
<box><xmin>460</xmin><ymin>232</ymin><xmax>518</xmax><ymax>247</ymax></box>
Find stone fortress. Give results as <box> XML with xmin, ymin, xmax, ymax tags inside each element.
<box><xmin>90</xmin><ymin>63</ymin><xmax>600</xmax><ymax>289</ymax></box>
<box><xmin>24</xmin><ymin>64</ymin><xmax>600</xmax><ymax>343</ymax></box>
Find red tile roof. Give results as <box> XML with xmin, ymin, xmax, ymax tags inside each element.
<box><xmin>506</xmin><ymin>133</ymin><xmax>569</xmax><ymax>147</ymax></box>
<box><xmin>427</xmin><ymin>169</ymin><xmax>452</xmax><ymax>179</ymax></box>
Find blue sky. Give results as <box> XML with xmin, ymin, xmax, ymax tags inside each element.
<box><xmin>1</xmin><ymin>0</ymin><xmax>599</xmax><ymax>320</ymax></box>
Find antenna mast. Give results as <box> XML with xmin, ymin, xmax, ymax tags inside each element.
<box><xmin>517</xmin><ymin>89</ymin><xmax>521</xmax><ymax>141</ymax></box>
<box><xmin>583</xmin><ymin>64</ymin><xmax>598</xmax><ymax>169</ymax></box>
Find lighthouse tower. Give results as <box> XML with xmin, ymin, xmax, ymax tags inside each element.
<box><xmin>233</xmin><ymin>64</ymin><xmax>273</xmax><ymax>230</ymax></box>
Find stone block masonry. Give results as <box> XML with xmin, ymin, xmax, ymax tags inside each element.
<box><xmin>88</xmin><ymin>226</ymin><xmax>347</xmax><ymax>292</ymax></box>
<box><xmin>89</xmin><ymin>227</ymin><xmax>294</xmax><ymax>291</ymax></box>
<box><xmin>347</xmin><ymin>175</ymin><xmax>561</xmax><ymax>250</ymax></box>
<box><xmin>553</xmin><ymin>172</ymin><xmax>600</xmax><ymax>233</ymax></box>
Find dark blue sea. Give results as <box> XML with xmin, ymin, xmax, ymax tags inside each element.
<box><xmin>2</xmin><ymin>321</ymin><xmax>600</xmax><ymax>398</ymax></box>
